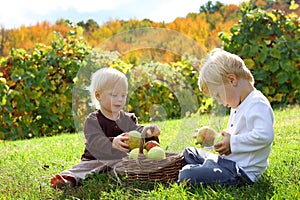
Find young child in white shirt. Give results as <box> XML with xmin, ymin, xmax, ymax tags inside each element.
<box><xmin>178</xmin><ymin>48</ymin><xmax>274</xmax><ymax>186</ymax></box>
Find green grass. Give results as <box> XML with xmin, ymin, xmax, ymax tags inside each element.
<box><xmin>0</xmin><ymin>106</ymin><xmax>299</xmax><ymax>199</ymax></box>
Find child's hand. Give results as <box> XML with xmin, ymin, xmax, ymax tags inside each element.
<box><xmin>143</xmin><ymin>124</ymin><xmax>161</xmax><ymax>137</ymax></box>
<box><xmin>193</xmin><ymin>129</ymin><xmax>200</xmax><ymax>145</ymax></box>
<box><xmin>112</xmin><ymin>133</ymin><xmax>130</xmax><ymax>153</ymax></box>
<box><xmin>214</xmin><ymin>131</ymin><xmax>231</xmax><ymax>155</ymax></box>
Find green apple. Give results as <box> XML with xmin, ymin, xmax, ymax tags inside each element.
<box><xmin>147</xmin><ymin>146</ymin><xmax>166</xmax><ymax>159</ymax></box>
<box><xmin>124</xmin><ymin>130</ymin><xmax>141</xmax><ymax>150</ymax></box>
<box><xmin>143</xmin><ymin>149</ymin><xmax>148</xmax><ymax>156</ymax></box>
<box><xmin>214</xmin><ymin>134</ymin><xmax>223</xmax><ymax>144</ymax></box>
<box><xmin>128</xmin><ymin>148</ymin><xmax>139</xmax><ymax>159</ymax></box>
<box><xmin>128</xmin><ymin>148</ymin><xmax>148</xmax><ymax>159</ymax></box>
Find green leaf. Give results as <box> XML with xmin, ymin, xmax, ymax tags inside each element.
<box><xmin>253</xmin><ymin>69</ymin><xmax>268</xmax><ymax>81</ymax></box>
<box><xmin>257</xmin><ymin>50</ymin><xmax>267</xmax><ymax>63</ymax></box>
<box><xmin>269</xmin><ymin>61</ymin><xmax>279</xmax><ymax>73</ymax></box>
<box><xmin>291</xmin><ymin>73</ymin><xmax>300</xmax><ymax>89</ymax></box>
<box><xmin>240</xmin><ymin>45</ymin><xmax>251</xmax><ymax>56</ymax></box>
<box><xmin>270</xmin><ymin>48</ymin><xmax>281</xmax><ymax>59</ymax></box>
<box><xmin>276</xmin><ymin>72</ymin><xmax>289</xmax><ymax>84</ymax></box>
<box><xmin>249</xmin><ymin>45</ymin><xmax>259</xmax><ymax>57</ymax></box>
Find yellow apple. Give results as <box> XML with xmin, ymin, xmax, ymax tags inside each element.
<box><xmin>124</xmin><ymin>130</ymin><xmax>141</xmax><ymax>150</ymax></box>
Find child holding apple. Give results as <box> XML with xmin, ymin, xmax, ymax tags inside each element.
<box><xmin>50</xmin><ymin>67</ymin><xmax>160</xmax><ymax>189</ymax></box>
<box><xmin>178</xmin><ymin>48</ymin><xmax>274</xmax><ymax>186</ymax></box>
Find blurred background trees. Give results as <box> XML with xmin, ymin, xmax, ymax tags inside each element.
<box><xmin>0</xmin><ymin>0</ymin><xmax>299</xmax><ymax>140</ymax></box>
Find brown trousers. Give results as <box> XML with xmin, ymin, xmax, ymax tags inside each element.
<box><xmin>60</xmin><ymin>158</ymin><xmax>125</xmax><ymax>185</ymax></box>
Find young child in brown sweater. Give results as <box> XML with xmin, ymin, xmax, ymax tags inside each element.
<box><xmin>50</xmin><ymin>67</ymin><xmax>160</xmax><ymax>188</ymax></box>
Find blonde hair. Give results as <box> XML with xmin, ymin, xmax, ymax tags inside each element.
<box><xmin>88</xmin><ymin>67</ymin><xmax>128</xmax><ymax>109</ymax></box>
<box><xmin>198</xmin><ymin>48</ymin><xmax>254</xmax><ymax>95</ymax></box>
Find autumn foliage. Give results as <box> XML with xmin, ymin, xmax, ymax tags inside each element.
<box><xmin>0</xmin><ymin>1</ymin><xmax>299</xmax><ymax>140</ymax></box>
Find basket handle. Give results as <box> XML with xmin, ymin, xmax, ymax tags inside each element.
<box><xmin>139</xmin><ymin>127</ymin><xmax>154</xmax><ymax>154</ymax></box>
<box><xmin>139</xmin><ymin>130</ymin><xmax>146</xmax><ymax>154</ymax></box>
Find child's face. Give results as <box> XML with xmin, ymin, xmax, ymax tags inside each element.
<box><xmin>97</xmin><ymin>80</ymin><xmax>128</xmax><ymax>116</ymax></box>
<box><xmin>208</xmin><ymin>82</ymin><xmax>241</xmax><ymax>109</ymax></box>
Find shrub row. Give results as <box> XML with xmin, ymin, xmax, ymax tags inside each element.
<box><xmin>1</xmin><ymin>6</ymin><xmax>300</xmax><ymax>140</ymax></box>
<box><xmin>219</xmin><ymin>5</ymin><xmax>300</xmax><ymax>104</ymax></box>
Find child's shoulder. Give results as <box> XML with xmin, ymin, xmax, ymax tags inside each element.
<box><xmin>85</xmin><ymin>110</ymin><xmax>99</xmax><ymax>120</ymax></box>
<box><xmin>120</xmin><ymin>110</ymin><xmax>137</xmax><ymax>119</ymax></box>
<box><xmin>251</xmin><ymin>90</ymin><xmax>271</xmax><ymax>105</ymax></box>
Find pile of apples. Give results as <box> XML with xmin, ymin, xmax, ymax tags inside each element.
<box><xmin>124</xmin><ymin>131</ymin><xmax>166</xmax><ymax>160</ymax></box>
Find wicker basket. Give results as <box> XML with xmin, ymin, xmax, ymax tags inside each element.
<box><xmin>121</xmin><ymin>132</ymin><xmax>184</xmax><ymax>183</ymax></box>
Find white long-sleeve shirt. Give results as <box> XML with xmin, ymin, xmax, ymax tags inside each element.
<box><xmin>224</xmin><ymin>89</ymin><xmax>274</xmax><ymax>182</ymax></box>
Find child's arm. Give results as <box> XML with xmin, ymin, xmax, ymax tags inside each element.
<box><xmin>84</xmin><ymin>113</ymin><xmax>127</xmax><ymax>159</ymax></box>
<box><xmin>230</xmin><ymin>103</ymin><xmax>274</xmax><ymax>153</ymax></box>
<box><xmin>127</xmin><ymin>113</ymin><xmax>161</xmax><ymax>142</ymax></box>
<box><xmin>143</xmin><ymin>124</ymin><xmax>161</xmax><ymax>137</ymax></box>
<box><xmin>112</xmin><ymin>133</ymin><xmax>130</xmax><ymax>153</ymax></box>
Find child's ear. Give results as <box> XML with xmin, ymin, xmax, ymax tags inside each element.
<box><xmin>95</xmin><ymin>91</ymin><xmax>101</xmax><ymax>101</ymax></box>
<box><xmin>227</xmin><ymin>74</ymin><xmax>238</xmax><ymax>86</ymax></box>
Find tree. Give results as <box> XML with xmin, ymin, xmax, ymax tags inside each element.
<box><xmin>199</xmin><ymin>0</ymin><xmax>224</xmax><ymax>13</ymax></box>
<box><xmin>0</xmin><ymin>27</ymin><xmax>9</xmax><ymax>56</ymax></box>
<box><xmin>77</xmin><ymin>19</ymin><xmax>99</xmax><ymax>32</ymax></box>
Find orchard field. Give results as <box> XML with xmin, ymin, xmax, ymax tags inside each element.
<box><xmin>0</xmin><ymin>1</ymin><xmax>299</xmax><ymax>199</ymax></box>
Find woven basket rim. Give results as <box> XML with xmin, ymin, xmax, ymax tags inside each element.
<box><xmin>122</xmin><ymin>152</ymin><xmax>183</xmax><ymax>173</ymax></box>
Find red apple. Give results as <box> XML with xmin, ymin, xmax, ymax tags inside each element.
<box><xmin>144</xmin><ymin>140</ymin><xmax>160</xmax><ymax>151</ymax></box>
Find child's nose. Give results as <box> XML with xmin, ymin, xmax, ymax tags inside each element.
<box><xmin>117</xmin><ymin>95</ymin><xmax>126</xmax><ymax>101</ymax></box>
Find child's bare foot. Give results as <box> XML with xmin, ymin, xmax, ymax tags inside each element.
<box><xmin>50</xmin><ymin>174</ymin><xmax>76</xmax><ymax>189</ymax></box>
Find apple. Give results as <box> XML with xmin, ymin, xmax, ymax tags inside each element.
<box><xmin>147</xmin><ymin>146</ymin><xmax>166</xmax><ymax>159</ymax></box>
<box><xmin>128</xmin><ymin>148</ymin><xmax>139</xmax><ymax>159</ymax></box>
<box><xmin>196</xmin><ymin>126</ymin><xmax>217</xmax><ymax>147</ymax></box>
<box><xmin>124</xmin><ymin>130</ymin><xmax>141</xmax><ymax>150</ymax></box>
<box><xmin>143</xmin><ymin>149</ymin><xmax>148</xmax><ymax>156</ymax></box>
<box><xmin>128</xmin><ymin>148</ymin><xmax>147</xmax><ymax>159</ymax></box>
<box><xmin>214</xmin><ymin>134</ymin><xmax>223</xmax><ymax>144</ymax></box>
<box><xmin>144</xmin><ymin>140</ymin><xmax>160</xmax><ymax>151</ymax></box>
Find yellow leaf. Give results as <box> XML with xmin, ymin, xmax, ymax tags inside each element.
<box><xmin>51</xmin><ymin>106</ymin><xmax>58</xmax><ymax>114</ymax></box>
<box><xmin>244</xmin><ymin>58</ymin><xmax>255</xmax><ymax>70</ymax></box>
<box><xmin>290</xmin><ymin>0</ymin><xmax>299</xmax><ymax>10</ymax></box>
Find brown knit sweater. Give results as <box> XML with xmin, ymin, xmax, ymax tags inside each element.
<box><xmin>81</xmin><ymin>110</ymin><xmax>159</xmax><ymax>160</ymax></box>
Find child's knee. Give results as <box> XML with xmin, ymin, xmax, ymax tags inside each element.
<box><xmin>183</xmin><ymin>147</ymin><xmax>205</xmax><ymax>164</ymax></box>
<box><xmin>178</xmin><ymin>164</ymin><xmax>199</xmax><ymax>183</ymax></box>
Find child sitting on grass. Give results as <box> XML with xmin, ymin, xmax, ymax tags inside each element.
<box><xmin>178</xmin><ymin>48</ymin><xmax>274</xmax><ymax>186</ymax></box>
<box><xmin>50</xmin><ymin>67</ymin><xmax>160</xmax><ymax>189</ymax></box>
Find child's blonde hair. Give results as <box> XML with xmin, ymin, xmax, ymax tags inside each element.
<box><xmin>88</xmin><ymin>67</ymin><xmax>128</xmax><ymax>109</ymax></box>
<box><xmin>198</xmin><ymin>48</ymin><xmax>254</xmax><ymax>95</ymax></box>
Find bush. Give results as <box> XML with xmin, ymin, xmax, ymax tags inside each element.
<box><xmin>0</xmin><ymin>22</ymin><xmax>91</xmax><ymax>140</ymax></box>
<box><xmin>219</xmin><ymin>4</ymin><xmax>300</xmax><ymax>105</ymax></box>
<box><xmin>0</xmin><ymin>23</ymin><xmax>212</xmax><ymax>140</ymax></box>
